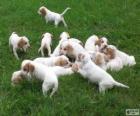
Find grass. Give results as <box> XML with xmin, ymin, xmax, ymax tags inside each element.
<box><xmin>0</xmin><ymin>0</ymin><xmax>140</xmax><ymax>115</ymax></box>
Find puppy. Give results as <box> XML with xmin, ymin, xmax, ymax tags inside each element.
<box><xmin>51</xmin><ymin>32</ymin><xmax>70</xmax><ymax>57</ymax></box>
<box><xmin>38</xmin><ymin>32</ymin><xmax>53</xmax><ymax>56</ymax></box>
<box><xmin>34</xmin><ymin>55</ymin><xmax>72</xmax><ymax>67</ymax></box>
<box><xmin>38</xmin><ymin>6</ymin><xmax>71</xmax><ymax>27</ymax></box>
<box><xmin>60</xmin><ymin>40</ymin><xmax>88</xmax><ymax>61</ymax></box>
<box><xmin>11</xmin><ymin>70</ymin><xmax>26</xmax><ymax>86</ymax></box>
<box><xmin>85</xmin><ymin>35</ymin><xmax>100</xmax><ymax>52</ymax></box>
<box><xmin>72</xmin><ymin>53</ymin><xmax>129</xmax><ymax>94</ymax></box>
<box><xmin>102</xmin><ymin>45</ymin><xmax>123</xmax><ymax>71</ymax></box>
<box><xmin>104</xmin><ymin>45</ymin><xmax>136</xmax><ymax>67</ymax></box>
<box><xmin>21</xmin><ymin>60</ymin><xmax>73</xmax><ymax>97</ymax></box>
<box><xmin>9</xmin><ymin>32</ymin><xmax>30</xmax><ymax>60</ymax></box>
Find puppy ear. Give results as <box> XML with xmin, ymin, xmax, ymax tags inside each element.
<box><xmin>18</xmin><ymin>38</ymin><xmax>26</xmax><ymax>48</ymax></box>
<box><xmin>107</xmin><ymin>48</ymin><xmax>115</xmax><ymax>59</ymax></box>
<box><xmin>28</xmin><ymin>63</ymin><xmax>35</xmax><ymax>72</ymax></box>
<box><xmin>40</xmin><ymin>8</ymin><xmax>47</xmax><ymax>16</ymax></box>
<box><xmin>23</xmin><ymin>63</ymin><xmax>29</xmax><ymax>72</ymax></box>
<box><xmin>95</xmin><ymin>54</ymin><xmax>102</xmax><ymax>65</ymax></box>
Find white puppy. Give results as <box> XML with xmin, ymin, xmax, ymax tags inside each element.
<box><xmin>85</xmin><ymin>35</ymin><xmax>99</xmax><ymax>53</ymax></box>
<box><xmin>38</xmin><ymin>32</ymin><xmax>53</xmax><ymax>56</ymax></box>
<box><xmin>34</xmin><ymin>55</ymin><xmax>72</xmax><ymax>67</ymax></box>
<box><xmin>21</xmin><ymin>60</ymin><xmax>73</xmax><ymax>97</ymax></box>
<box><xmin>72</xmin><ymin>53</ymin><xmax>129</xmax><ymax>94</ymax></box>
<box><xmin>60</xmin><ymin>40</ymin><xmax>88</xmax><ymax>60</ymax></box>
<box><xmin>105</xmin><ymin>45</ymin><xmax>136</xmax><ymax>67</ymax></box>
<box><xmin>51</xmin><ymin>32</ymin><xmax>70</xmax><ymax>57</ymax></box>
<box><xmin>9</xmin><ymin>32</ymin><xmax>30</xmax><ymax>60</ymax></box>
<box><xmin>38</xmin><ymin>6</ymin><xmax>71</xmax><ymax>27</ymax></box>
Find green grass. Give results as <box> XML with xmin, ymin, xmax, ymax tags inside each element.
<box><xmin>0</xmin><ymin>0</ymin><xmax>140</xmax><ymax>115</ymax></box>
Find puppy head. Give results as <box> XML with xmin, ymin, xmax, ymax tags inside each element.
<box><xmin>103</xmin><ymin>45</ymin><xmax>116</xmax><ymax>59</ymax></box>
<box><xmin>18</xmin><ymin>36</ymin><xmax>30</xmax><ymax>49</ymax></box>
<box><xmin>59</xmin><ymin>32</ymin><xmax>70</xmax><ymax>40</ymax></box>
<box><xmin>38</xmin><ymin>6</ymin><xmax>47</xmax><ymax>16</ymax></box>
<box><xmin>21</xmin><ymin>60</ymin><xmax>34</xmax><ymax>76</ymax></box>
<box><xmin>55</xmin><ymin>55</ymin><xmax>71</xmax><ymax>67</ymax></box>
<box><xmin>11</xmin><ymin>71</ymin><xmax>24</xmax><ymax>86</ymax></box>
<box><xmin>60</xmin><ymin>42</ymin><xmax>73</xmax><ymax>55</ymax></box>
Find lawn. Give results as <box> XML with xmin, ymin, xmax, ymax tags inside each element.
<box><xmin>0</xmin><ymin>0</ymin><xmax>140</xmax><ymax>115</ymax></box>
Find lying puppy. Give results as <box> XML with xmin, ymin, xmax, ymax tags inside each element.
<box><xmin>34</xmin><ymin>55</ymin><xmax>72</xmax><ymax>67</ymax></box>
<box><xmin>38</xmin><ymin>6</ymin><xmax>71</xmax><ymax>27</ymax></box>
<box><xmin>21</xmin><ymin>60</ymin><xmax>73</xmax><ymax>97</ymax></box>
<box><xmin>60</xmin><ymin>40</ymin><xmax>88</xmax><ymax>61</ymax></box>
<box><xmin>104</xmin><ymin>45</ymin><xmax>136</xmax><ymax>67</ymax></box>
<box><xmin>9</xmin><ymin>32</ymin><xmax>30</xmax><ymax>60</ymax></box>
<box><xmin>72</xmin><ymin>53</ymin><xmax>129</xmax><ymax>94</ymax></box>
<box><xmin>51</xmin><ymin>32</ymin><xmax>70</xmax><ymax>57</ymax></box>
<box><xmin>38</xmin><ymin>32</ymin><xmax>53</xmax><ymax>56</ymax></box>
<box><xmin>102</xmin><ymin>45</ymin><xmax>123</xmax><ymax>71</ymax></box>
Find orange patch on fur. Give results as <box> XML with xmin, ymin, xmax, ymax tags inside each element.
<box><xmin>18</xmin><ymin>38</ymin><xmax>27</xmax><ymax>48</ymax></box>
<box><xmin>13</xmin><ymin>75</ymin><xmax>23</xmax><ymax>84</ymax></box>
<box><xmin>95</xmin><ymin>39</ymin><xmax>104</xmax><ymax>46</ymax></box>
<box><xmin>40</xmin><ymin>8</ymin><xmax>47</xmax><ymax>16</ymax></box>
<box><xmin>55</xmin><ymin>58</ymin><xmax>68</xmax><ymax>66</ymax></box>
<box><xmin>105</xmin><ymin>48</ymin><xmax>115</xmax><ymax>59</ymax></box>
<box><xmin>95</xmin><ymin>54</ymin><xmax>102</xmax><ymax>65</ymax></box>
<box><xmin>23</xmin><ymin>63</ymin><xmax>34</xmax><ymax>72</ymax></box>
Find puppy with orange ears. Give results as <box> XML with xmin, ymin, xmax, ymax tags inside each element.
<box><xmin>21</xmin><ymin>60</ymin><xmax>74</xmax><ymax>97</ymax></box>
<box><xmin>38</xmin><ymin>32</ymin><xmax>53</xmax><ymax>56</ymax></box>
<box><xmin>38</xmin><ymin>6</ymin><xmax>71</xmax><ymax>27</ymax></box>
<box><xmin>9</xmin><ymin>32</ymin><xmax>30</xmax><ymax>60</ymax></box>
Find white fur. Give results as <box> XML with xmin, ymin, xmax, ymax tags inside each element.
<box><xmin>34</xmin><ymin>55</ymin><xmax>71</xmax><ymax>67</ymax></box>
<box><xmin>38</xmin><ymin>6</ymin><xmax>71</xmax><ymax>27</ymax></box>
<box><xmin>51</xmin><ymin>32</ymin><xmax>70</xmax><ymax>57</ymax></box>
<box><xmin>108</xmin><ymin>45</ymin><xmax>136</xmax><ymax>67</ymax></box>
<box><xmin>73</xmin><ymin>53</ymin><xmax>129</xmax><ymax>94</ymax></box>
<box><xmin>85</xmin><ymin>35</ymin><xmax>99</xmax><ymax>52</ymax></box>
<box><xmin>21</xmin><ymin>60</ymin><xmax>73</xmax><ymax>97</ymax></box>
<box><xmin>9</xmin><ymin>32</ymin><xmax>30</xmax><ymax>60</ymax></box>
<box><xmin>38</xmin><ymin>32</ymin><xmax>52</xmax><ymax>56</ymax></box>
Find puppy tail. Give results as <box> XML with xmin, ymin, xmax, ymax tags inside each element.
<box><xmin>114</xmin><ymin>81</ymin><xmax>129</xmax><ymax>88</ymax></box>
<box><xmin>61</xmin><ymin>7</ymin><xmax>71</xmax><ymax>16</ymax></box>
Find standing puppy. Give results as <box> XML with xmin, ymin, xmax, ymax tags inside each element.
<box><xmin>38</xmin><ymin>32</ymin><xmax>53</xmax><ymax>56</ymax></box>
<box><xmin>21</xmin><ymin>60</ymin><xmax>73</xmax><ymax>97</ymax></box>
<box><xmin>38</xmin><ymin>6</ymin><xmax>71</xmax><ymax>27</ymax></box>
<box><xmin>9</xmin><ymin>32</ymin><xmax>30</xmax><ymax>60</ymax></box>
<box><xmin>72</xmin><ymin>53</ymin><xmax>129</xmax><ymax>94</ymax></box>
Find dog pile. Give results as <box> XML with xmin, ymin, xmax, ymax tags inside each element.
<box><xmin>10</xmin><ymin>6</ymin><xmax>136</xmax><ymax>97</ymax></box>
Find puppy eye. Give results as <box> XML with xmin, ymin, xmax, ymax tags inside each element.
<box><xmin>24</xmin><ymin>42</ymin><xmax>27</xmax><ymax>44</ymax></box>
<box><xmin>23</xmin><ymin>68</ymin><xmax>27</xmax><ymax>71</ymax></box>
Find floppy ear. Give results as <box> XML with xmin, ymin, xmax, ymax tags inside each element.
<box><xmin>107</xmin><ymin>48</ymin><xmax>115</xmax><ymax>59</ymax></box>
<box><xmin>28</xmin><ymin>63</ymin><xmax>35</xmax><ymax>72</ymax></box>
<box><xmin>18</xmin><ymin>38</ymin><xmax>26</xmax><ymax>48</ymax></box>
<box><xmin>40</xmin><ymin>8</ymin><xmax>47</xmax><ymax>16</ymax></box>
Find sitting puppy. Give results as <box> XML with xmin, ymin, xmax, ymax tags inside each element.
<box><xmin>38</xmin><ymin>32</ymin><xmax>53</xmax><ymax>56</ymax></box>
<box><xmin>72</xmin><ymin>53</ymin><xmax>129</xmax><ymax>94</ymax></box>
<box><xmin>104</xmin><ymin>45</ymin><xmax>136</xmax><ymax>67</ymax></box>
<box><xmin>11</xmin><ymin>70</ymin><xmax>25</xmax><ymax>86</ymax></box>
<box><xmin>51</xmin><ymin>32</ymin><xmax>70</xmax><ymax>57</ymax></box>
<box><xmin>21</xmin><ymin>60</ymin><xmax>73</xmax><ymax>97</ymax></box>
<box><xmin>9</xmin><ymin>32</ymin><xmax>30</xmax><ymax>60</ymax></box>
<box><xmin>38</xmin><ymin>6</ymin><xmax>71</xmax><ymax>27</ymax></box>
<box><xmin>34</xmin><ymin>55</ymin><xmax>72</xmax><ymax>67</ymax></box>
